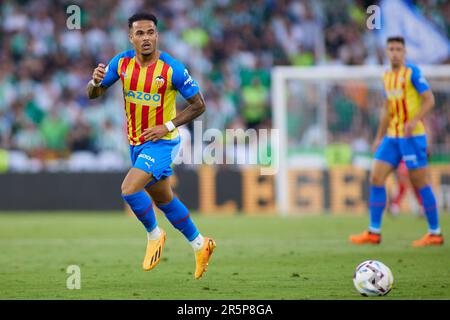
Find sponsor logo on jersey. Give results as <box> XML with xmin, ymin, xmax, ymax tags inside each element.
<box><xmin>124</xmin><ymin>90</ymin><xmax>161</xmax><ymax>106</ymax></box>
<box><xmin>387</xmin><ymin>88</ymin><xmax>404</xmax><ymax>98</ymax></box>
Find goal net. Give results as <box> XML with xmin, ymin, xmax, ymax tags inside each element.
<box><xmin>271</xmin><ymin>65</ymin><xmax>450</xmax><ymax>215</ymax></box>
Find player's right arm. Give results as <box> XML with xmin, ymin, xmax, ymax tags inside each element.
<box><xmin>87</xmin><ymin>53</ymin><xmax>121</xmax><ymax>99</ymax></box>
<box><xmin>372</xmin><ymin>100</ymin><xmax>389</xmax><ymax>153</ymax></box>
<box><xmin>86</xmin><ymin>63</ymin><xmax>108</xmax><ymax>99</ymax></box>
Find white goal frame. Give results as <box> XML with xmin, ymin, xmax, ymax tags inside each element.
<box><xmin>271</xmin><ymin>65</ymin><xmax>450</xmax><ymax>215</ymax></box>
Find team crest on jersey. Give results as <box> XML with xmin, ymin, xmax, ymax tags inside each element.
<box><xmin>155</xmin><ymin>75</ymin><xmax>165</xmax><ymax>88</ymax></box>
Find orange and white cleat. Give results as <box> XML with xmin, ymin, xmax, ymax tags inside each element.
<box><xmin>412</xmin><ymin>233</ymin><xmax>444</xmax><ymax>247</ymax></box>
<box><xmin>349</xmin><ymin>230</ymin><xmax>381</xmax><ymax>245</ymax></box>
<box><xmin>194</xmin><ymin>237</ymin><xmax>216</xmax><ymax>279</ymax></box>
<box><xmin>142</xmin><ymin>229</ymin><xmax>166</xmax><ymax>271</ymax></box>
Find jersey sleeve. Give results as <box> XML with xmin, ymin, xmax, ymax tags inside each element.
<box><xmin>171</xmin><ymin>61</ymin><xmax>200</xmax><ymax>100</ymax></box>
<box><xmin>410</xmin><ymin>65</ymin><xmax>430</xmax><ymax>94</ymax></box>
<box><xmin>381</xmin><ymin>72</ymin><xmax>388</xmax><ymax>99</ymax></box>
<box><xmin>382</xmin><ymin>83</ymin><xmax>387</xmax><ymax>99</ymax></box>
<box><xmin>100</xmin><ymin>54</ymin><xmax>121</xmax><ymax>88</ymax></box>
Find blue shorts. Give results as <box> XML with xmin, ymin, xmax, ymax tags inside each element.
<box><xmin>129</xmin><ymin>137</ymin><xmax>181</xmax><ymax>184</ymax></box>
<box><xmin>374</xmin><ymin>135</ymin><xmax>428</xmax><ymax>170</ymax></box>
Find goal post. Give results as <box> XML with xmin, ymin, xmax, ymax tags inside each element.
<box><xmin>272</xmin><ymin>65</ymin><xmax>450</xmax><ymax>215</ymax></box>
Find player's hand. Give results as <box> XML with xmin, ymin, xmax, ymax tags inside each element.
<box><xmin>404</xmin><ymin>119</ymin><xmax>418</xmax><ymax>137</ymax></box>
<box><xmin>141</xmin><ymin>125</ymin><xmax>169</xmax><ymax>142</ymax></box>
<box><xmin>371</xmin><ymin>137</ymin><xmax>382</xmax><ymax>154</ymax></box>
<box><xmin>92</xmin><ymin>63</ymin><xmax>106</xmax><ymax>85</ymax></box>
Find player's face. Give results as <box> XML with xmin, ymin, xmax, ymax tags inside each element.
<box><xmin>386</xmin><ymin>41</ymin><xmax>405</xmax><ymax>68</ymax></box>
<box><xmin>129</xmin><ymin>20</ymin><xmax>158</xmax><ymax>56</ymax></box>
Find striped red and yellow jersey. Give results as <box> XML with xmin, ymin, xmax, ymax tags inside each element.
<box><xmin>382</xmin><ymin>63</ymin><xmax>430</xmax><ymax>137</ymax></box>
<box><xmin>100</xmin><ymin>50</ymin><xmax>199</xmax><ymax>145</ymax></box>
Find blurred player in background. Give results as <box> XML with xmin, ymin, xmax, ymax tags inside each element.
<box><xmin>350</xmin><ymin>36</ymin><xmax>444</xmax><ymax>247</ymax></box>
<box><xmin>87</xmin><ymin>13</ymin><xmax>216</xmax><ymax>278</ymax></box>
<box><xmin>389</xmin><ymin>159</ymin><xmax>424</xmax><ymax>216</ymax></box>
<box><xmin>389</xmin><ymin>124</ymin><xmax>434</xmax><ymax>217</ymax></box>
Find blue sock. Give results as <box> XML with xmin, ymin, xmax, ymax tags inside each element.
<box><xmin>157</xmin><ymin>197</ymin><xmax>199</xmax><ymax>241</ymax></box>
<box><xmin>122</xmin><ymin>191</ymin><xmax>157</xmax><ymax>232</ymax></box>
<box><xmin>368</xmin><ymin>185</ymin><xmax>386</xmax><ymax>234</ymax></box>
<box><xmin>418</xmin><ymin>185</ymin><xmax>441</xmax><ymax>234</ymax></box>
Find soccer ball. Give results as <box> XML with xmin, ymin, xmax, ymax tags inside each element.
<box><xmin>353</xmin><ymin>260</ymin><xmax>394</xmax><ymax>296</ymax></box>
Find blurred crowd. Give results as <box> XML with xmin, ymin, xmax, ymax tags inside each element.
<box><xmin>0</xmin><ymin>0</ymin><xmax>449</xmax><ymax>171</ymax></box>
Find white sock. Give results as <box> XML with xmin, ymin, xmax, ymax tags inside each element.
<box><xmin>147</xmin><ymin>226</ymin><xmax>162</xmax><ymax>240</ymax></box>
<box><xmin>429</xmin><ymin>228</ymin><xmax>441</xmax><ymax>235</ymax></box>
<box><xmin>368</xmin><ymin>227</ymin><xmax>381</xmax><ymax>234</ymax></box>
<box><xmin>190</xmin><ymin>234</ymin><xmax>205</xmax><ymax>251</ymax></box>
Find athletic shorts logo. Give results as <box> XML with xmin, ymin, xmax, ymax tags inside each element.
<box><xmin>403</xmin><ymin>154</ymin><xmax>417</xmax><ymax>164</ymax></box>
<box><xmin>138</xmin><ymin>154</ymin><xmax>156</xmax><ymax>163</ymax></box>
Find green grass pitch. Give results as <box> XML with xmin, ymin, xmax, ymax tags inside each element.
<box><xmin>0</xmin><ymin>211</ymin><xmax>449</xmax><ymax>299</ymax></box>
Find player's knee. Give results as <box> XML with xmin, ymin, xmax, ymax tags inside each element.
<box><xmin>409</xmin><ymin>168</ymin><xmax>428</xmax><ymax>189</ymax></box>
<box><xmin>121</xmin><ymin>181</ymin><xmax>138</xmax><ymax>196</ymax></box>
<box><xmin>152</xmin><ymin>191</ymin><xmax>173</xmax><ymax>205</ymax></box>
<box><xmin>370</xmin><ymin>174</ymin><xmax>385</xmax><ymax>186</ymax></box>
<box><xmin>409</xmin><ymin>175</ymin><xmax>427</xmax><ymax>189</ymax></box>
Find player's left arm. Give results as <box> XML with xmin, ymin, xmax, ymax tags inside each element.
<box><xmin>404</xmin><ymin>66</ymin><xmax>435</xmax><ymax>136</ymax></box>
<box><xmin>141</xmin><ymin>92</ymin><xmax>206</xmax><ymax>142</ymax></box>
<box><xmin>171</xmin><ymin>92</ymin><xmax>206</xmax><ymax>127</ymax></box>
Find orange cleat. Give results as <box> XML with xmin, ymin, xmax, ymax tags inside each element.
<box><xmin>349</xmin><ymin>230</ymin><xmax>381</xmax><ymax>245</ymax></box>
<box><xmin>194</xmin><ymin>237</ymin><xmax>216</xmax><ymax>279</ymax></box>
<box><xmin>412</xmin><ymin>233</ymin><xmax>444</xmax><ymax>247</ymax></box>
<box><xmin>142</xmin><ymin>229</ymin><xmax>166</xmax><ymax>271</ymax></box>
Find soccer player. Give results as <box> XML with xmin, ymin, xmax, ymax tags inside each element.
<box><xmin>349</xmin><ymin>36</ymin><xmax>443</xmax><ymax>247</ymax></box>
<box><xmin>86</xmin><ymin>13</ymin><xmax>216</xmax><ymax>278</ymax></box>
